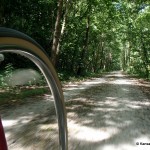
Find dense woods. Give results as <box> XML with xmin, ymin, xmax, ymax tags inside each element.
<box><xmin>0</xmin><ymin>0</ymin><xmax>150</xmax><ymax>78</ymax></box>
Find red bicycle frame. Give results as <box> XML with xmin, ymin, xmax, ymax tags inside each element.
<box><xmin>0</xmin><ymin>117</ymin><xmax>8</xmax><ymax>150</ymax></box>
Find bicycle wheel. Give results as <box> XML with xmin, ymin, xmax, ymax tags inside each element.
<box><xmin>0</xmin><ymin>27</ymin><xmax>68</xmax><ymax>150</ymax></box>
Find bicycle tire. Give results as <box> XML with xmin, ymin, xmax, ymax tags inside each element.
<box><xmin>0</xmin><ymin>27</ymin><xmax>68</xmax><ymax>150</ymax></box>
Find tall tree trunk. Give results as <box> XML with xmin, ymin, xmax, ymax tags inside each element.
<box><xmin>99</xmin><ymin>37</ymin><xmax>105</xmax><ymax>70</ymax></box>
<box><xmin>56</xmin><ymin>0</ymin><xmax>70</xmax><ymax>68</ymax></box>
<box><xmin>51</xmin><ymin>0</ymin><xmax>63</xmax><ymax>66</ymax></box>
<box><xmin>77</xmin><ymin>16</ymin><xmax>90</xmax><ymax>75</ymax></box>
<box><xmin>140</xmin><ymin>32</ymin><xmax>149</xmax><ymax>78</ymax></box>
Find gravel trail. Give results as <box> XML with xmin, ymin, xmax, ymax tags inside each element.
<box><xmin>1</xmin><ymin>71</ymin><xmax>150</xmax><ymax>150</ymax></box>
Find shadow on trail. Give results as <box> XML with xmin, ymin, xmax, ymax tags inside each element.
<box><xmin>12</xmin><ymin>111</ymin><xmax>59</xmax><ymax>150</ymax></box>
<box><xmin>1</xmin><ymin>72</ymin><xmax>150</xmax><ymax>150</ymax></box>
<box><xmin>66</xmin><ymin>73</ymin><xmax>150</xmax><ymax>150</ymax></box>
<box><xmin>1</xmin><ymin>96</ymin><xmax>60</xmax><ymax>150</ymax></box>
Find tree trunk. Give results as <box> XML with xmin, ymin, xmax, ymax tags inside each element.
<box><xmin>51</xmin><ymin>0</ymin><xmax>63</xmax><ymax>66</ymax></box>
<box><xmin>141</xmin><ymin>32</ymin><xmax>149</xmax><ymax>78</ymax></box>
<box><xmin>56</xmin><ymin>0</ymin><xmax>70</xmax><ymax>68</ymax></box>
<box><xmin>77</xmin><ymin>16</ymin><xmax>90</xmax><ymax>75</ymax></box>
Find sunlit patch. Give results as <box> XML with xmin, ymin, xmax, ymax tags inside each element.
<box><xmin>67</xmin><ymin>112</ymin><xmax>78</xmax><ymax>118</ymax></box>
<box><xmin>95</xmin><ymin>136</ymin><xmax>150</xmax><ymax>150</ymax></box>
<box><xmin>68</xmin><ymin>121</ymin><xmax>120</xmax><ymax>142</ymax></box>
<box><xmin>106</xmin><ymin>97</ymin><xmax>117</xmax><ymax>100</ymax></box>
<box><xmin>122</xmin><ymin>88</ymin><xmax>129</xmax><ymax>92</ymax></box>
<box><xmin>135</xmin><ymin>136</ymin><xmax>150</xmax><ymax>144</ymax></box>
<box><xmin>105</xmin><ymin>72</ymin><xmax>125</xmax><ymax>78</ymax></box>
<box><xmin>64</xmin><ymin>86</ymin><xmax>85</xmax><ymax>91</ymax></box>
<box><xmin>18</xmin><ymin>116</ymin><xmax>35</xmax><ymax>124</ymax></box>
<box><xmin>2</xmin><ymin>120</ymin><xmax>17</xmax><ymax>127</ymax></box>
<box><xmin>82</xmin><ymin>119</ymin><xmax>93</xmax><ymax>125</ymax></box>
<box><xmin>126</xmin><ymin>104</ymin><xmax>141</xmax><ymax>109</ymax></box>
<box><xmin>124</xmin><ymin>100</ymin><xmax>150</xmax><ymax>108</ymax></box>
<box><xmin>39</xmin><ymin>124</ymin><xmax>57</xmax><ymax>131</ymax></box>
<box><xmin>106</xmin><ymin>120</ymin><xmax>132</xmax><ymax>127</ymax></box>
<box><xmin>96</xmin><ymin>143</ymin><xmax>140</xmax><ymax>150</ymax></box>
<box><xmin>2</xmin><ymin>115</ymin><xmax>35</xmax><ymax>128</ymax></box>
<box><xmin>83</xmin><ymin>78</ymin><xmax>107</xmax><ymax>86</ymax></box>
<box><xmin>94</xmin><ymin>107</ymin><xmax>118</xmax><ymax>112</ymax></box>
<box><xmin>112</xmin><ymin>79</ymin><xmax>133</xmax><ymax>85</ymax></box>
<box><xmin>95</xmin><ymin>100</ymin><xmax>120</xmax><ymax>110</ymax></box>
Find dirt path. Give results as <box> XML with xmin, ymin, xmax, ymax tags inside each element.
<box><xmin>1</xmin><ymin>71</ymin><xmax>150</xmax><ymax>150</ymax></box>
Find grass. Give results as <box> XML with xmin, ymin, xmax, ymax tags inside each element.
<box><xmin>59</xmin><ymin>71</ymin><xmax>103</xmax><ymax>84</ymax></box>
<box><xmin>1</xmin><ymin>69</ymin><xmax>149</xmax><ymax>106</ymax></box>
<box><xmin>0</xmin><ymin>86</ymin><xmax>49</xmax><ymax>105</ymax></box>
<box><xmin>0</xmin><ymin>68</ymin><xmax>127</xmax><ymax>106</ymax></box>
<box><xmin>0</xmin><ymin>68</ymin><xmax>105</xmax><ymax>106</ymax></box>
<box><xmin>0</xmin><ymin>71</ymin><xmax>102</xmax><ymax>105</ymax></box>
<box><xmin>0</xmin><ymin>65</ymin><xmax>49</xmax><ymax>105</ymax></box>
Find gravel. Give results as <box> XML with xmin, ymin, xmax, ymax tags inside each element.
<box><xmin>1</xmin><ymin>71</ymin><xmax>150</xmax><ymax>150</ymax></box>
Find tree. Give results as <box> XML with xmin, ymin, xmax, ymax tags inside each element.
<box><xmin>118</xmin><ymin>1</ymin><xmax>150</xmax><ymax>77</ymax></box>
<box><xmin>1</xmin><ymin>0</ymin><xmax>149</xmax><ymax>78</ymax></box>
<box><xmin>51</xmin><ymin>0</ymin><xmax>64</xmax><ymax>66</ymax></box>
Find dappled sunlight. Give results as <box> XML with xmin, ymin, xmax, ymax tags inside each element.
<box><xmin>126</xmin><ymin>104</ymin><xmax>141</xmax><ymax>109</ymax></box>
<box><xmin>0</xmin><ymin>93</ymin><xmax>59</xmax><ymax>149</ymax></box>
<box><xmin>1</xmin><ymin>71</ymin><xmax>150</xmax><ymax>149</ymax></box>
<box><xmin>95</xmin><ymin>135</ymin><xmax>150</xmax><ymax>150</ymax></box>
<box><xmin>64</xmin><ymin>86</ymin><xmax>85</xmax><ymax>91</ymax></box>
<box><xmin>122</xmin><ymin>88</ymin><xmax>129</xmax><ymax>92</ymax></box>
<box><xmin>2</xmin><ymin>113</ymin><xmax>38</xmax><ymax>128</ymax></box>
<box><xmin>65</xmin><ymin>72</ymin><xmax>150</xmax><ymax>149</ymax></box>
<box><xmin>105</xmin><ymin>119</ymin><xmax>132</xmax><ymax>127</ymax></box>
<box><xmin>63</xmin><ymin>72</ymin><xmax>138</xmax><ymax>96</ymax></box>
<box><xmin>111</xmin><ymin>79</ymin><xmax>133</xmax><ymax>85</ymax></box>
<box><xmin>123</xmin><ymin>99</ymin><xmax>150</xmax><ymax>107</ymax></box>
<box><xmin>96</xmin><ymin>143</ymin><xmax>145</xmax><ymax>150</ymax></box>
<box><xmin>134</xmin><ymin>136</ymin><xmax>150</xmax><ymax>145</ymax></box>
<box><xmin>105</xmin><ymin>71</ymin><xmax>126</xmax><ymax>77</ymax></box>
<box><xmin>2</xmin><ymin>120</ymin><xmax>18</xmax><ymax>127</ymax></box>
<box><xmin>82</xmin><ymin>78</ymin><xmax>107</xmax><ymax>86</ymax></box>
<box><xmin>68</xmin><ymin>120</ymin><xmax>120</xmax><ymax>142</ymax></box>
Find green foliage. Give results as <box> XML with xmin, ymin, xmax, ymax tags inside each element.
<box><xmin>0</xmin><ymin>87</ymin><xmax>48</xmax><ymax>105</ymax></box>
<box><xmin>0</xmin><ymin>64</ymin><xmax>46</xmax><ymax>87</ymax></box>
<box><xmin>0</xmin><ymin>63</ymin><xmax>14</xmax><ymax>87</ymax></box>
<box><xmin>116</xmin><ymin>1</ymin><xmax>150</xmax><ymax>78</ymax></box>
<box><xmin>0</xmin><ymin>0</ymin><xmax>149</xmax><ymax>79</ymax></box>
<box><xmin>0</xmin><ymin>0</ymin><xmax>150</xmax><ymax>107</ymax></box>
